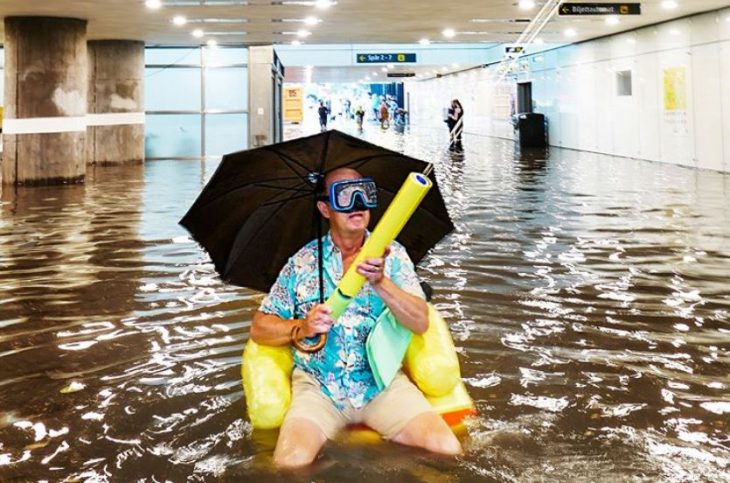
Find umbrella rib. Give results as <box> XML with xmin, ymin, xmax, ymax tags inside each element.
<box><xmin>186</xmin><ymin>176</ymin><xmax>312</xmax><ymax>214</ymax></box>
<box><xmin>224</xmin><ymin>190</ymin><xmax>317</xmax><ymax>277</ymax></box>
<box><xmin>254</xmin><ymin>181</ymin><xmax>312</xmax><ymax>194</ymax></box>
<box><xmin>333</xmin><ymin>153</ymin><xmax>426</xmax><ymax>173</ymax></box>
<box><xmin>259</xmin><ymin>189</ymin><xmax>315</xmax><ymax>207</ymax></box>
<box><xmin>267</xmin><ymin>148</ymin><xmax>314</xmax><ymax>182</ymax></box>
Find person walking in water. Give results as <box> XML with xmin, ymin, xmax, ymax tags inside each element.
<box><xmin>379</xmin><ymin>100</ymin><xmax>390</xmax><ymax>130</ymax></box>
<box><xmin>318</xmin><ymin>100</ymin><xmax>329</xmax><ymax>132</ymax></box>
<box><xmin>446</xmin><ymin>99</ymin><xmax>464</xmax><ymax>151</ymax></box>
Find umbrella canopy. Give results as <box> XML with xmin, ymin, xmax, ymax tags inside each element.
<box><xmin>180</xmin><ymin>130</ymin><xmax>454</xmax><ymax>294</ymax></box>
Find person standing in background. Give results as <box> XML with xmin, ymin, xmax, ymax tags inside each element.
<box><xmin>446</xmin><ymin>99</ymin><xmax>464</xmax><ymax>151</ymax></box>
<box><xmin>318</xmin><ymin>100</ymin><xmax>329</xmax><ymax>132</ymax></box>
<box><xmin>355</xmin><ymin>105</ymin><xmax>366</xmax><ymax>131</ymax></box>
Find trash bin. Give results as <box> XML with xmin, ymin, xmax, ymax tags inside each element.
<box><xmin>514</xmin><ymin>112</ymin><xmax>547</xmax><ymax>148</ymax></box>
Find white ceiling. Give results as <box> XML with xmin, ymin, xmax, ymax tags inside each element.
<box><xmin>0</xmin><ymin>0</ymin><xmax>728</xmax><ymax>46</ymax></box>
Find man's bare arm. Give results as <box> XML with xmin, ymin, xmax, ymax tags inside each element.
<box><xmin>251</xmin><ymin>305</ymin><xmax>334</xmax><ymax>346</ymax></box>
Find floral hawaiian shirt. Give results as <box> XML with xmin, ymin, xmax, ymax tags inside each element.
<box><xmin>259</xmin><ymin>232</ymin><xmax>425</xmax><ymax>410</ymax></box>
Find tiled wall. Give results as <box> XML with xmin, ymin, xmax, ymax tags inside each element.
<box><xmin>408</xmin><ymin>7</ymin><xmax>730</xmax><ymax>173</ymax></box>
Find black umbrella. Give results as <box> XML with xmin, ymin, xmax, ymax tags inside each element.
<box><xmin>180</xmin><ymin>129</ymin><xmax>453</xmax><ymax>302</ymax></box>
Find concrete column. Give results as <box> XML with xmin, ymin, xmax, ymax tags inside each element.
<box><xmin>248</xmin><ymin>46</ymin><xmax>284</xmax><ymax>147</ymax></box>
<box><xmin>87</xmin><ymin>40</ymin><xmax>145</xmax><ymax>165</ymax></box>
<box><xmin>2</xmin><ymin>17</ymin><xmax>87</xmax><ymax>185</ymax></box>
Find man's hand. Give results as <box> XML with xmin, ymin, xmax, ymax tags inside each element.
<box><xmin>301</xmin><ymin>304</ymin><xmax>334</xmax><ymax>338</ymax></box>
<box><xmin>357</xmin><ymin>246</ymin><xmax>391</xmax><ymax>286</ymax></box>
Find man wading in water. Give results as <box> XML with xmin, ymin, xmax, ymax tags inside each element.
<box><xmin>251</xmin><ymin>168</ymin><xmax>462</xmax><ymax>468</ymax></box>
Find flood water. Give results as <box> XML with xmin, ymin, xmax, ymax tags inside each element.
<box><xmin>1</xmin><ymin>124</ymin><xmax>729</xmax><ymax>482</ymax></box>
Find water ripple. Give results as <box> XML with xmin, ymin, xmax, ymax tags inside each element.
<box><xmin>1</xmin><ymin>128</ymin><xmax>729</xmax><ymax>481</ymax></box>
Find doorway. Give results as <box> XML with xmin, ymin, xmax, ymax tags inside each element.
<box><xmin>517</xmin><ymin>82</ymin><xmax>533</xmax><ymax>114</ymax></box>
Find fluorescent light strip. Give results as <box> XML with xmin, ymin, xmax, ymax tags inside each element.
<box><xmin>280</xmin><ymin>0</ymin><xmax>337</xmax><ymax>6</ymax></box>
<box><xmin>471</xmin><ymin>18</ymin><xmax>531</xmax><ymax>23</ymax></box>
<box><xmin>187</xmin><ymin>18</ymin><xmax>248</xmax><ymax>23</ymax></box>
<box><xmin>165</xmin><ymin>1</ymin><xmax>250</xmax><ymax>5</ymax></box>
<box><xmin>205</xmin><ymin>31</ymin><xmax>248</xmax><ymax>35</ymax></box>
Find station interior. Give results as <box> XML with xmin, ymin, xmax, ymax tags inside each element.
<box><xmin>0</xmin><ymin>1</ymin><xmax>729</xmax><ymax>481</ymax></box>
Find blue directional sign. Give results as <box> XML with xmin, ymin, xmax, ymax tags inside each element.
<box><xmin>356</xmin><ymin>53</ymin><xmax>417</xmax><ymax>64</ymax></box>
<box><xmin>559</xmin><ymin>2</ymin><xmax>641</xmax><ymax>15</ymax></box>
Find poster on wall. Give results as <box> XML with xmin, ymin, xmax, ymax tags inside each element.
<box><xmin>662</xmin><ymin>66</ymin><xmax>689</xmax><ymax>135</ymax></box>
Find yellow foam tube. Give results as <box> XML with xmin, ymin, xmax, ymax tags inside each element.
<box><xmin>325</xmin><ymin>172</ymin><xmax>433</xmax><ymax>319</ymax></box>
<box><xmin>241</xmin><ymin>340</ymin><xmax>293</xmax><ymax>429</ymax></box>
<box><xmin>242</xmin><ymin>305</ymin><xmax>475</xmax><ymax>430</ymax></box>
<box><xmin>404</xmin><ymin>304</ymin><xmax>461</xmax><ymax>397</ymax></box>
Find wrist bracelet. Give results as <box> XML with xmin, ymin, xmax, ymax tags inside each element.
<box><xmin>290</xmin><ymin>323</ymin><xmax>301</xmax><ymax>343</ymax></box>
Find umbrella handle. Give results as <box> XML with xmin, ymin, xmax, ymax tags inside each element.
<box><xmin>291</xmin><ymin>326</ymin><xmax>327</xmax><ymax>353</ymax></box>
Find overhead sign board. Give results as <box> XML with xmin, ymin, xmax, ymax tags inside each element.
<box><xmin>356</xmin><ymin>53</ymin><xmax>417</xmax><ymax>63</ymax></box>
<box><xmin>387</xmin><ymin>72</ymin><xmax>416</xmax><ymax>78</ymax></box>
<box><xmin>558</xmin><ymin>2</ymin><xmax>641</xmax><ymax>15</ymax></box>
<box><xmin>505</xmin><ymin>46</ymin><xmax>525</xmax><ymax>56</ymax></box>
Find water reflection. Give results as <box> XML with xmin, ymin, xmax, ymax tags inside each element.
<box><xmin>0</xmin><ymin>127</ymin><xmax>729</xmax><ymax>481</ymax></box>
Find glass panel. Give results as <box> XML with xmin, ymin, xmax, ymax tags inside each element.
<box><xmin>145</xmin><ymin>67</ymin><xmax>201</xmax><ymax>111</ymax></box>
<box><xmin>205</xmin><ymin>113</ymin><xmax>248</xmax><ymax>156</ymax></box>
<box><xmin>203</xmin><ymin>47</ymin><xmax>248</xmax><ymax>66</ymax></box>
<box><xmin>204</xmin><ymin>67</ymin><xmax>247</xmax><ymax>111</ymax></box>
<box><xmin>145</xmin><ymin>47</ymin><xmax>200</xmax><ymax>66</ymax></box>
<box><xmin>145</xmin><ymin>114</ymin><xmax>202</xmax><ymax>158</ymax></box>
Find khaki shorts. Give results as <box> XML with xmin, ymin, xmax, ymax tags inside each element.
<box><xmin>284</xmin><ymin>368</ymin><xmax>434</xmax><ymax>441</ymax></box>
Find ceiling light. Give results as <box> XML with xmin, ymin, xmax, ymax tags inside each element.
<box><xmin>452</xmin><ymin>63</ymin><xmax>459</xmax><ymax>68</ymax></box>
<box><xmin>296</xmin><ymin>29</ymin><xmax>311</xmax><ymax>38</ymax></box>
<box><xmin>518</xmin><ymin>0</ymin><xmax>535</xmax><ymax>9</ymax></box>
<box><xmin>192</xmin><ymin>29</ymin><xmax>204</xmax><ymax>38</ymax></box>
<box><xmin>441</xmin><ymin>66</ymin><xmax>448</xmax><ymax>72</ymax></box>
<box><xmin>534</xmin><ymin>37</ymin><xmax>545</xmax><ymax>45</ymax></box>
<box><xmin>669</xmin><ymin>28</ymin><xmax>681</xmax><ymax>35</ymax></box>
<box><xmin>381</xmin><ymin>67</ymin><xmax>388</xmax><ymax>72</ymax></box>
<box><xmin>564</xmin><ymin>28</ymin><xmax>577</xmax><ymax>37</ymax></box>
<box><xmin>172</xmin><ymin>15</ymin><xmax>187</xmax><ymax>26</ymax></box>
<box><xmin>605</xmin><ymin>16</ymin><xmax>620</xmax><ymax>25</ymax></box>
<box><xmin>303</xmin><ymin>16</ymin><xmax>320</xmax><ymax>25</ymax></box>
<box><xmin>626</xmin><ymin>37</ymin><xmax>637</xmax><ymax>44</ymax></box>
<box><xmin>725</xmin><ymin>15</ymin><xmax>730</xmax><ymax>22</ymax></box>
<box><xmin>419</xmin><ymin>38</ymin><xmax>430</xmax><ymax>45</ymax></box>
<box><xmin>661</xmin><ymin>0</ymin><xmax>678</xmax><ymax>9</ymax></box>
<box><xmin>145</xmin><ymin>0</ymin><xmax>162</xmax><ymax>9</ymax></box>
<box><xmin>442</xmin><ymin>28</ymin><xmax>456</xmax><ymax>38</ymax></box>
<box><xmin>314</xmin><ymin>0</ymin><xmax>335</xmax><ymax>8</ymax></box>
<box><xmin>387</xmin><ymin>64</ymin><xmax>394</xmax><ymax>69</ymax></box>
<box><xmin>207</xmin><ymin>39</ymin><xmax>217</xmax><ymax>47</ymax></box>
<box><xmin>291</xmin><ymin>40</ymin><xmax>301</xmax><ymax>45</ymax></box>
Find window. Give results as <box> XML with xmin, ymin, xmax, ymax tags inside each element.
<box><xmin>144</xmin><ymin>46</ymin><xmax>248</xmax><ymax>159</ymax></box>
<box><xmin>145</xmin><ymin>114</ymin><xmax>202</xmax><ymax>158</ymax></box>
<box><xmin>616</xmin><ymin>70</ymin><xmax>632</xmax><ymax>96</ymax></box>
